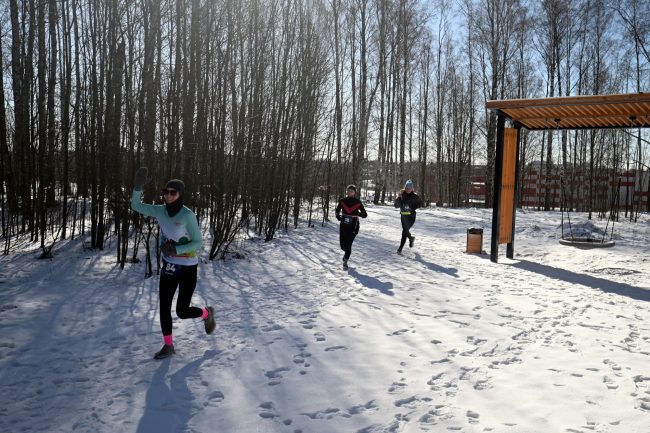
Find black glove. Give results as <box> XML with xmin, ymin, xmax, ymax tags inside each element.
<box><xmin>134</xmin><ymin>167</ymin><xmax>150</xmax><ymax>191</ymax></box>
<box><xmin>336</xmin><ymin>214</ymin><xmax>342</xmax><ymax>221</ymax></box>
<box><xmin>161</xmin><ymin>242</ymin><xmax>177</xmax><ymax>256</ymax></box>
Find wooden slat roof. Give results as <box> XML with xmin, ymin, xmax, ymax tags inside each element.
<box><xmin>486</xmin><ymin>93</ymin><xmax>650</xmax><ymax>130</ymax></box>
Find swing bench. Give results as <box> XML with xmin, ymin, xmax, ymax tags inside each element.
<box><xmin>558</xmin><ymin>237</ymin><xmax>615</xmax><ymax>249</ymax></box>
<box><xmin>559</xmin><ymin>176</ymin><xmax>619</xmax><ymax>249</ymax></box>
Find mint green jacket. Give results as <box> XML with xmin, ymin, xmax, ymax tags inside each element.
<box><xmin>131</xmin><ymin>189</ymin><xmax>202</xmax><ymax>266</ymax></box>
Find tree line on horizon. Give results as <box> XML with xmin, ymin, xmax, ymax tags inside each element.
<box><xmin>0</xmin><ymin>0</ymin><xmax>648</xmax><ymax>264</ymax></box>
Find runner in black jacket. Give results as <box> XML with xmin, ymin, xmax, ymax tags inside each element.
<box><xmin>394</xmin><ymin>179</ymin><xmax>422</xmax><ymax>253</ymax></box>
<box><xmin>335</xmin><ymin>184</ymin><xmax>368</xmax><ymax>269</ymax></box>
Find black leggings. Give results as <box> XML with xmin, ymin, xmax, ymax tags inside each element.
<box><xmin>339</xmin><ymin>220</ymin><xmax>359</xmax><ymax>260</ymax></box>
<box><xmin>159</xmin><ymin>262</ymin><xmax>202</xmax><ymax>336</ymax></box>
<box><xmin>399</xmin><ymin>214</ymin><xmax>416</xmax><ymax>250</ymax></box>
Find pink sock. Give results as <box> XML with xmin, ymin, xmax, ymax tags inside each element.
<box><xmin>163</xmin><ymin>334</ymin><xmax>173</xmax><ymax>346</ymax></box>
<box><xmin>201</xmin><ymin>307</ymin><xmax>209</xmax><ymax>320</ymax></box>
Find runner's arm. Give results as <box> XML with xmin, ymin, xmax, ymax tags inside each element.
<box><xmin>131</xmin><ymin>189</ymin><xmax>163</xmax><ymax>218</ymax></box>
<box><xmin>175</xmin><ymin>211</ymin><xmax>202</xmax><ymax>255</ymax></box>
<box><xmin>359</xmin><ymin>202</ymin><xmax>368</xmax><ymax>218</ymax></box>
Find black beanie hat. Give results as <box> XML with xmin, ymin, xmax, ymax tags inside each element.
<box><xmin>346</xmin><ymin>184</ymin><xmax>357</xmax><ymax>192</ymax></box>
<box><xmin>165</xmin><ymin>179</ymin><xmax>185</xmax><ymax>197</ymax></box>
<box><xmin>164</xmin><ymin>179</ymin><xmax>185</xmax><ymax>218</ymax></box>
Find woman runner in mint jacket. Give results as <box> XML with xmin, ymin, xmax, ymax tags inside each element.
<box><xmin>131</xmin><ymin>167</ymin><xmax>215</xmax><ymax>359</ymax></box>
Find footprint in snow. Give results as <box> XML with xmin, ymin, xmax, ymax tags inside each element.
<box><xmin>259</xmin><ymin>401</ymin><xmax>279</xmax><ymax>419</ymax></box>
<box><xmin>261</xmin><ymin>323</ymin><xmax>284</xmax><ymax>332</ymax></box>
<box><xmin>204</xmin><ymin>390</ymin><xmax>224</xmax><ymax>407</ymax></box>
<box><xmin>460</xmin><ymin>347</ymin><xmax>480</xmax><ymax>356</ymax></box>
<box><xmin>303</xmin><ymin>402</ymin><xmax>377</xmax><ymax>421</ymax></box>
<box><xmin>265</xmin><ymin>367</ymin><xmax>290</xmax><ymax>386</ymax></box>
<box><xmin>293</xmin><ymin>352</ymin><xmax>312</xmax><ymax>365</ymax></box>
<box><xmin>394</xmin><ymin>395</ymin><xmax>419</xmax><ymax>408</ymax></box>
<box><xmin>418</xmin><ymin>405</ymin><xmax>448</xmax><ymax>425</ymax></box>
<box><xmin>299</xmin><ymin>319</ymin><xmax>316</xmax><ymax>329</ymax></box>
<box><xmin>467</xmin><ymin>410</ymin><xmax>480</xmax><ymax>423</ymax></box>
<box><xmin>489</xmin><ymin>356</ymin><xmax>522</xmax><ymax>369</ymax></box>
<box><xmin>388</xmin><ymin>381</ymin><xmax>407</xmax><ymax>394</ymax></box>
<box><xmin>466</xmin><ymin>336</ymin><xmax>487</xmax><ymax>346</ymax></box>
<box><xmin>603</xmin><ymin>358</ymin><xmax>622</xmax><ymax>374</ymax></box>
<box><xmin>324</xmin><ymin>345</ymin><xmax>347</xmax><ymax>352</ymax></box>
<box><xmin>632</xmin><ymin>376</ymin><xmax>650</xmax><ymax>411</ymax></box>
<box><xmin>428</xmin><ymin>372</ymin><xmax>461</xmax><ymax>393</ymax></box>
<box><xmin>301</xmin><ymin>407</ymin><xmax>341</xmax><ymax>420</ymax></box>
<box><xmin>473</xmin><ymin>378</ymin><xmax>491</xmax><ymax>390</ymax></box>
<box><xmin>348</xmin><ymin>400</ymin><xmax>377</xmax><ymax>415</ymax></box>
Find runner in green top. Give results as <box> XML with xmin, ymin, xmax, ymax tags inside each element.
<box><xmin>131</xmin><ymin>167</ymin><xmax>215</xmax><ymax>359</ymax></box>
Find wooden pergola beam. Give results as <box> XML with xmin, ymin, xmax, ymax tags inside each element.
<box><xmin>487</xmin><ymin>92</ymin><xmax>650</xmax><ymax>131</ymax></box>
<box><xmin>486</xmin><ymin>92</ymin><xmax>650</xmax><ymax>110</ymax></box>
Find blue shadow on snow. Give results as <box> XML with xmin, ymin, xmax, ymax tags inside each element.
<box><xmin>348</xmin><ymin>268</ymin><xmax>395</xmax><ymax>296</ymax></box>
<box><xmin>136</xmin><ymin>349</ymin><xmax>219</xmax><ymax>433</ymax></box>
<box><xmin>510</xmin><ymin>260</ymin><xmax>650</xmax><ymax>302</ymax></box>
<box><xmin>413</xmin><ymin>253</ymin><xmax>459</xmax><ymax>278</ymax></box>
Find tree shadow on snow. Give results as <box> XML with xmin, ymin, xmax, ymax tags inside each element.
<box><xmin>348</xmin><ymin>268</ymin><xmax>395</xmax><ymax>296</ymax></box>
<box><xmin>413</xmin><ymin>253</ymin><xmax>459</xmax><ymax>278</ymax></box>
<box><xmin>136</xmin><ymin>349</ymin><xmax>218</xmax><ymax>433</ymax></box>
<box><xmin>510</xmin><ymin>260</ymin><xmax>650</xmax><ymax>302</ymax></box>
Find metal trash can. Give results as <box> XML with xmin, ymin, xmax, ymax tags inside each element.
<box><xmin>466</xmin><ymin>228</ymin><xmax>483</xmax><ymax>254</ymax></box>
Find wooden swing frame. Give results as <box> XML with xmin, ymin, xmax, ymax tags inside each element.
<box><xmin>485</xmin><ymin>92</ymin><xmax>650</xmax><ymax>262</ymax></box>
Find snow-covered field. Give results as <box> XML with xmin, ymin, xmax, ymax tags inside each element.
<box><xmin>1</xmin><ymin>206</ymin><xmax>649</xmax><ymax>433</ymax></box>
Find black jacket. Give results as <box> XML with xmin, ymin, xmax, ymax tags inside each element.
<box><xmin>394</xmin><ymin>191</ymin><xmax>422</xmax><ymax>215</ymax></box>
<box><xmin>336</xmin><ymin>196</ymin><xmax>368</xmax><ymax>223</ymax></box>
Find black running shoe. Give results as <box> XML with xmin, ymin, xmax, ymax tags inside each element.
<box><xmin>154</xmin><ymin>344</ymin><xmax>175</xmax><ymax>360</ymax></box>
<box><xmin>343</xmin><ymin>258</ymin><xmax>349</xmax><ymax>270</ymax></box>
<box><xmin>204</xmin><ymin>306</ymin><xmax>216</xmax><ymax>335</ymax></box>
<box><xmin>409</xmin><ymin>236</ymin><xmax>415</xmax><ymax>248</ymax></box>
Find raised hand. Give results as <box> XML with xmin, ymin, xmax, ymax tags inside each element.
<box><xmin>134</xmin><ymin>167</ymin><xmax>150</xmax><ymax>191</ymax></box>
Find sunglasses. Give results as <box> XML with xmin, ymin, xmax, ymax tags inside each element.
<box><xmin>163</xmin><ymin>189</ymin><xmax>178</xmax><ymax>196</ymax></box>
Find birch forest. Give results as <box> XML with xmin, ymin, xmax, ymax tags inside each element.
<box><xmin>1</xmin><ymin>0</ymin><xmax>649</xmax><ymax>261</ymax></box>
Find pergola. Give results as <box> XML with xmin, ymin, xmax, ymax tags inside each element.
<box><xmin>485</xmin><ymin>92</ymin><xmax>650</xmax><ymax>263</ymax></box>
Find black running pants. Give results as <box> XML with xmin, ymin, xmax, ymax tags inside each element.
<box><xmin>159</xmin><ymin>262</ymin><xmax>202</xmax><ymax>336</ymax></box>
<box><xmin>339</xmin><ymin>221</ymin><xmax>360</xmax><ymax>260</ymax></box>
<box><xmin>399</xmin><ymin>214</ymin><xmax>416</xmax><ymax>250</ymax></box>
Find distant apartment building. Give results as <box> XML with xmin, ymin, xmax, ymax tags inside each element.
<box><xmin>469</xmin><ymin>162</ymin><xmax>648</xmax><ymax>211</ymax></box>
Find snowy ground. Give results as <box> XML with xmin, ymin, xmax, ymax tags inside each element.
<box><xmin>1</xmin><ymin>206</ymin><xmax>649</xmax><ymax>433</ymax></box>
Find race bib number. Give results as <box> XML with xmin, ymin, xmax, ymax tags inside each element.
<box><xmin>162</xmin><ymin>260</ymin><xmax>182</xmax><ymax>276</ymax></box>
<box><xmin>343</xmin><ymin>216</ymin><xmax>354</xmax><ymax>224</ymax></box>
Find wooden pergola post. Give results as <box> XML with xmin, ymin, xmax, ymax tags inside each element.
<box><xmin>507</xmin><ymin>125</ymin><xmax>521</xmax><ymax>259</ymax></box>
<box><xmin>490</xmin><ymin>113</ymin><xmax>505</xmax><ymax>262</ymax></box>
